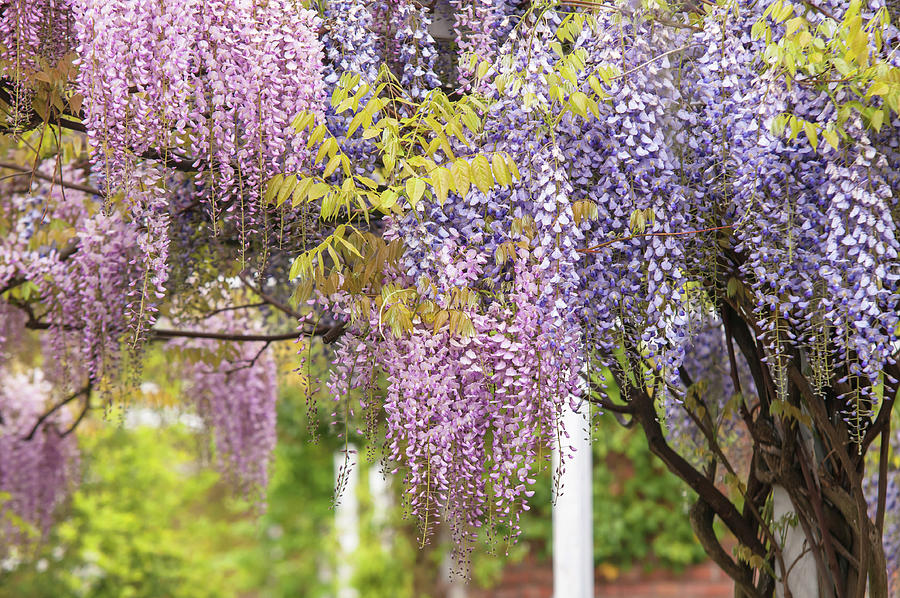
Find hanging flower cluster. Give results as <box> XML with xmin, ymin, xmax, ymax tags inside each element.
<box><xmin>0</xmin><ymin>0</ymin><xmax>75</xmax><ymax>127</ymax></box>
<box><xmin>72</xmin><ymin>0</ymin><xmax>325</xmax><ymax>239</ymax></box>
<box><xmin>171</xmin><ymin>315</ymin><xmax>278</xmax><ymax>504</ymax></box>
<box><xmin>330</xmin><ymin>254</ymin><xmax>581</xmax><ymax>552</ymax></box>
<box><xmin>0</xmin><ymin>164</ymin><xmax>143</xmax><ymax>386</ymax></box>
<box><xmin>0</xmin><ymin>369</ymin><xmax>80</xmax><ymax>553</ymax></box>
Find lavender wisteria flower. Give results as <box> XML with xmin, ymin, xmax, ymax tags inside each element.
<box><xmin>170</xmin><ymin>313</ymin><xmax>278</xmax><ymax>505</ymax></box>
<box><xmin>0</xmin><ymin>369</ymin><xmax>80</xmax><ymax>554</ymax></box>
<box><xmin>72</xmin><ymin>0</ymin><xmax>325</xmax><ymax>245</ymax></box>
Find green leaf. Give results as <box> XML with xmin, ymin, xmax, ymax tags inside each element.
<box><xmin>491</xmin><ymin>153</ymin><xmax>511</xmax><ymax>186</ymax></box>
<box><xmin>323</xmin><ymin>155</ymin><xmax>341</xmax><ymax>178</ymax></box>
<box><xmin>276</xmin><ymin>174</ymin><xmax>297</xmax><ymax>206</ymax></box>
<box><xmin>291</xmin><ymin>111</ymin><xmax>315</xmax><ymax>133</ymax></box>
<box><xmin>346</xmin><ymin>111</ymin><xmax>365</xmax><ymax>136</ymax></box>
<box><xmin>505</xmin><ymin>154</ymin><xmax>521</xmax><ymax>180</ymax></box>
<box><xmin>432</xmin><ymin>167</ymin><xmax>452</xmax><ymax>205</ymax></box>
<box><xmin>569</xmin><ymin>91</ymin><xmax>589</xmax><ymax>117</ymax></box>
<box><xmin>823</xmin><ymin>128</ymin><xmax>840</xmax><ymax>150</ymax></box>
<box><xmin>802</xmin><ymin>121</ymin><xmax>818</xmax><ymax>149</ymax></box>
<box><xmin>336</xmin><ymin>234</ymin><xmax>363</xmax><ymax>258</ymax></box>
<box><xmin>726</xmin><ymin>277</ymin><xmax>740</xmax><ymax>298</ymax></box>
<box><xmin>460</xmin><ymin>107</ymin><xmax>481</xmax><ymax>134</ymax></box>
<box><xmin>871</xmin><ymin>108</ymin><xmax>885</xmax><ymax>131</ymax></box>
<box><xmin>308</xmin><ymin>182</ymin><xmax>329</xmax><ymax>201</ymax></box>
<box><xmin>265</xmin><ymin>174</ymin><xmax>284</xmax><ymax>204</ymax></box>
<box><xmin>868</xmin><ymin>81</ymin><xmax>890</xmax><ymax>97</ymax></box>
<box><xmin>476</xmin><ymin>60</ymin><xmax>491</xmax><ymax>80</ymax></box>
<box><xmin>379</xmin><ymin>188</ymin><xmax>398</xmax><ymax>210</ymax></box>
<box><xmin>471</xmin><ymin>155</ymin><xmax>493</xmax><ymax>194</ymax></box>
<box><xmin>451</xmin><ymin>160</ymin><xmax>471</xmax><ymax>197</ymax></box>
<box><xmin>406</xmin><ymin>178</ymin><xmax>426</xmax><ymax>207</ymax></box>
<box><xmin>291</xmin><ymin>177</ymin><xmax>314</xmax><ymax>206</ymax></box>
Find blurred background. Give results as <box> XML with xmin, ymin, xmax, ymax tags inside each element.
<box><xmin>0</xmin><ymin>342</ymin><xmax>724</xmax><ymax>598</ymax></box>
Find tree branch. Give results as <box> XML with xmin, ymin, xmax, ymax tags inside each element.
<box><xmin>629</xmin><ymin>387</ymin><xmax>767</xmax><ymax>557</ymax></box>
<box><xmin>24</xmin><ymin>383</ymin><xmax>91</xmax><ymax>441</ymax></box>
<box><xmin>59</xmin><ymin>391</ymin><xmax>91</xmax><ymax>438</ymax></box>
<box><xmin>238</xmin><ymin>273</ymin><xmax>304</xmax><ymax>320</ymax></box>
<box><xmin>0</xmin><ymin>160</ymin><xmax>102</xmax><ymax>196</ymax></box>
<box><xmin>150</xmin><ymin>328</ymin><xmax>302</xmax><ymax>342</ymax></box>
<box><xmin>689</xmin><ymin>497</ymin><xmax>759</xmax><ymax>597</ymax></box>
<box><xmin>875</xmin><ymin>415</ymin><xmax>890</xmax><ymax>536</ymax></box>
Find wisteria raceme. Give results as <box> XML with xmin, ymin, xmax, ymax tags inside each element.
<box><xmin>0</xmin><ymin>162</ymin><xmax>143</xmax><ymax>387</ymax></box>
<box><xmin>0</xmin><ymin>369</ymin><xmax>80</xmax><ymax>553</ymax></box>
<box><xmin>120</xmin><ymin>167</ymin><xmax>171</xmax><ymax>347</ymax></box>
<box><xmin>329</xmin><ymin>253</ymin><xmax>580</xmax><ymax>553</ymax></box>
<box><xmin>171</xmin><ymin>315</ymin><xmax>278</xmax><ymax>504</ymax></box>
<box><xmin>71</xmin><ymin>0</ymin><xmax>325</xmax><ymax>242</ymax></box>
<box><xmin>0</xmin><ymin>0</ymin><xmax>75</xmax><ymax>127</ymax></box>
<box><xmin>394</xmin><ymin>0</ymin><xmax>441</xmax><ymax>100</ymax></box>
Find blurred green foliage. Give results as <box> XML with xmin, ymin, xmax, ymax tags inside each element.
<box><xmin>1</xmin><ymin>376</ymin><xmax>704</xmax><ymax>598</ymax></box>
<box><xmin>0</xmin><ymin>424</ymin><xmax>233</xmax><ymax>598</ymax></box>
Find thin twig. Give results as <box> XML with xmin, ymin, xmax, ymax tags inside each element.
<box><xmin>0</xmin><ymin>160</ymin><xmax>102</xmax><ymax>196</ymax></box>
<box><xmin>224</xmin><ymin>341</ymin><xmax>272</xmax><ymax>375</ymax></box>
<box><xmin>60</xmin><ymin>392</ymin><xmax>91</xmax><ymax>438</ymax></box>
<box><xmin>24</xmin><ymin>383</ymin><xmax>91</xmax><ymax>441</ymax></box>
<box><xmin>238</xmin><ymin>273</ymin><xmax>305</xmax><ymax>320</ymax></box>
<box><xmin>197</xmin><ymin>302</ymin><xmax>268</xmax><ymax>320</ymax></box>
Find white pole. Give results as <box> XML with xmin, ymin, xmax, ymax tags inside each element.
<box><xmin>368</xmin><ymin>466</ymin><xmax>393</xmax><ymax>551</ymax></box>
<box><xmin>439</xmin><ymin>524</ymin><xmax>468</xmax><ymax>598</ymax></box>
<box><xmin>552</xmin><ymin>397</ymin><xmax>594</xmax><ymax>598</ymax></box>
<box><xmin>334</xmin><ymin>447</ymin><xmax>359</xmax><ymax>598</ymax></box>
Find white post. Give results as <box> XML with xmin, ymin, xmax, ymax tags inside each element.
<box><xmin>439</xmin><ymin>525</ymin><xmax>468</xmax><ymax>598</ymax></box>
<box><xmin>334</xmin><ymin>447</ymin><xmax>359</xmax><ymax>598</ymax></box>
<box><xmin>552</xmin><ymin>398</ymin><xmax>594</xmax><ymax>598</ymax></box>
<box><xmin>773</xmin><ymin>485</ymin><xmax>820</xmax><ymax>598</ymax></box>
<box><xmin>368</xmin><ymin>466</ymin><xmax>393</xmax><ymax>551</ymax></box>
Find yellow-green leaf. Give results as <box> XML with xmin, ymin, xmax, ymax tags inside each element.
<box><xmin>406</xmin><ymin>178</ymin><xmax>426</xmax><ymax>207</ymax></box>
<box><xmin>505</xmin><ymin>154</ymin><xmax>521</xmax><ymax>180</ymax></box>
<box><xmin>471</xmin><ymin>155</ymin><xmax>493</xmax><ymax>194</ymax></box>
<box><xmin>433</xmin><ymin>309</ymin><xmax>449</xmax><ymax>334</ymax></box>
<box><xmin>570</xmin><ymin>91</ymin><xmax>589</xmax><ymax>117</ymax></box>
<box><xmin>308</xmin><ymin>182</ymin><xmax>330</xmax><ymax>201</ymax></box>
<box><xmin>291</xmin><ymin>177</ymin><xmax>314</xmax><ymax>207</ymax></box>
<box><xmin>432</xmin><ymin>167</ymin><xmax>452</xmax><ymax>205</ymax></box>
<box><xmin>276</xmin><ymin>174</ymin><xmax>297</xmax><ymax>206</ymax></box>
<box><xmin>323</xmin><ymin>155</ymin><xmax>341</xmax><ymax>178</ymax></box>
<box><xmin>476</xmin><ymin>60</ymin><xmax>491</xmax><ymax>80</ymax></box>
<box><xmin>802</xmin><ymin>121</ymin><xmax>818</xmax><ymax>149</ymax></box>
<box><xmin>451</xmin><ymin>160</ymin><xmax>471</xmax><ymax>197</ymax></box>
<box><xmin>871</xmin><ymin>108</ymin><xmax>885</xmax><ymax>132</ymax></box>
<box><xmin>491</xmin><ymin>153</ymin><xmax>511</xmax><ymax>186</ymax></box>
<box><xmin>265</xmin><ymin>174</ymin><xmax>284</xmax><ymax>204</ymax></box>
<box><xmin>379</xmin><ymin>188</ymin><xmax>398</xmax><ymax>210</ymax></box>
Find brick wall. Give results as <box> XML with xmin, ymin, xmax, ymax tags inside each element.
<box><xmin>469</xmin><ymin>557</ymin><xmax>733</xmax><ymax>598</ymax></box>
